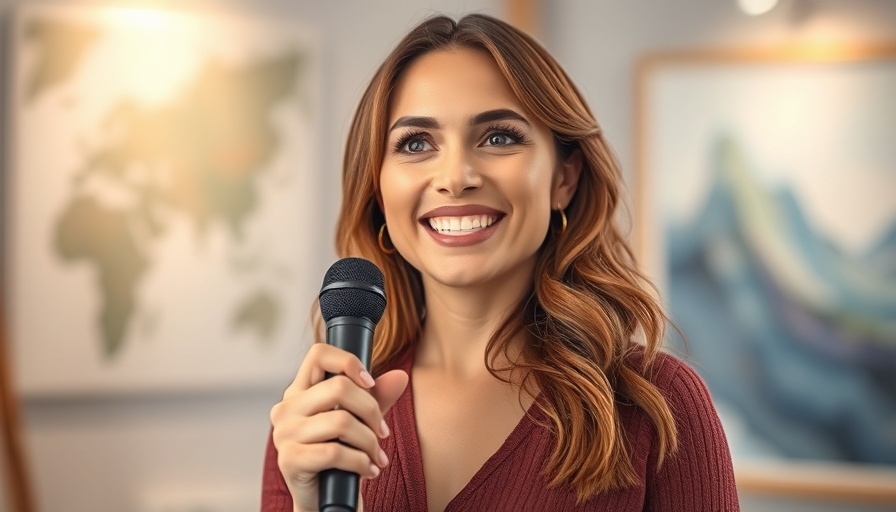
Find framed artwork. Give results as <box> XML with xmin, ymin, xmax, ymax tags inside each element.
<box><xmin>3</xmin><ymin>3</ymin><xmax>321</xmax><ymax>395</ymax></box>
<box><xmin>635</xmin><ymin>47</ymin><xmax>896</xmax><ymax>499</ymax></box>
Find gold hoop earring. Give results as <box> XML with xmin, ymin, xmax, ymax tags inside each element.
<box><xmin>556</xmin><ymin>204</ymin><xmax>567</xmax><ymax>236</ymax></box>
<box><xmin>378</xmin><ymin>224</ymin><xmax>396</xmax><ymax>254</ymax></box>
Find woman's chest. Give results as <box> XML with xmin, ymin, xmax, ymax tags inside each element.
<box><xmin>411</xmin><ymin>375</ymin><xmax>532</xmax><ymax>511</ymax></box>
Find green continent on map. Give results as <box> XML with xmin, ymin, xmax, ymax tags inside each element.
<box><xmin>55</xmin><ymin>197</ymin><xmax>149</xmax><ymax>357</ymax></box>
<box><xmin>48</xmin><ymin>40</ymin><xmax>303</xmax><ymax>357</ymax></box>
<box><xmin>76</xmin><ymin>51</ymin><xmax>302</xmax><ymax>240</ymax></box>
<box><xmin>23</xmin><ymin>17</ymin><xmax>101</xmax><ymax>103</ymax></box>
<box><xmin>232</xmin><ymin>291</ymin><xmax>281</xmax><ymax>341</ymax></box>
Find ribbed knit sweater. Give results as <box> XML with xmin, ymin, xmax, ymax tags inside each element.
<box><xmin>261</xmin><ymin>346</ymin><xmax>739</xmax><ymax>511</ymax></box>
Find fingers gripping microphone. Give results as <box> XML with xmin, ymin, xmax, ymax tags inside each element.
<box><xmin>318</xmin><ymin>258</ymin><xmax>387</xmax><ymax>512</ymax></box>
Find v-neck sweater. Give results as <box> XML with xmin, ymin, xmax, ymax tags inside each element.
<box><xmin>261</xmin><ymin>346</ymin><xmax>739</xmax><ymax>511</ymax></box>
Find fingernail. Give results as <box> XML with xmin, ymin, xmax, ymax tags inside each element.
<box><xmin>380</xmin><ymin>419</ymin><xmax>390</xmax><ymax>438</ymax></box>
<box><xmin>369</xmin><ymin>464</ymin><xmax>380</xmax><ymax>477</ymax></box>
<box><xmin>359</xmin><ymin>370</ymin><xmax>375</xmax><ymax>388</ymax></box>
<box><xmin>378</xmin><ymin>449</ymin><xmax>389</xmax><ymax>467</ymax></box>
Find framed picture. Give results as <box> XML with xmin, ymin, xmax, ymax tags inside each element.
<box><xmin>3</xmin><ymin>3</ymin><xmax>321</xmax><ymax>395</ymax></box>
<box><xmin>635</xmin><ymin>47</ymin><xmax>896</xmax><ymax>499</ymax></box>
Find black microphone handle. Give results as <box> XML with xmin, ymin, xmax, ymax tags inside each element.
<box><xmin>320</xmin><ymin>316</ymin><xmax>376</xmax><ymax>512</ymax></box>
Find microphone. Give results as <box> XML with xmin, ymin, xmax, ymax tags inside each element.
<box><xmin>317</xmin><ymin>257</ymin><xmax>387</xmax><ymax>512</ymax></box>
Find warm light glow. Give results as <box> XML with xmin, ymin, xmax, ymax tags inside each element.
<box><xmin>101</xmin><ymin>6</ymin><xmax>173</xmax><ymax>31</ymax></box>
<box><xmin>737</xmin><ymin>0</ymin><xmax>780</xmax><ymax>16</ymax></box>
<box><xmin>87</xmin><ymin>7</ymin><xmax>204</xmax><ymax>105</ymax></box>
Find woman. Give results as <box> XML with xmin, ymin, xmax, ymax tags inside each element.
<box><xmin>263</xmin><ymin>14</ymin><xmax>738</xmax><ymax>512</ymax></box>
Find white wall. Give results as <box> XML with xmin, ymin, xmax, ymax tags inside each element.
<box><xmin>544</xmin><ymin>0</ymin><xmax>896</xmax><ymax>189</ymax></box>
<box><xmin>2</xmin><ymin>1</ymin><xmax>895</xmax><ymax>511</ymax></box>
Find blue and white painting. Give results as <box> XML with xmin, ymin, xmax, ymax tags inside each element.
<box><xmin>643</xmin><ymin>56</ymin><xmax>896</xmax><ymax>466</ymax></box>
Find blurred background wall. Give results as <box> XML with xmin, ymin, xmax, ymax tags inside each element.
<box><xmin>1</xmin><ymin>1</ymin><xmax>894</xmax><ymax>511</ymax></box>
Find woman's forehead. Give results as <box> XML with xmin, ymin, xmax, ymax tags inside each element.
<box><xmin>387</xmin><ymin>48</ymin><xmax>526</xmax><ymax>122</ymax></box>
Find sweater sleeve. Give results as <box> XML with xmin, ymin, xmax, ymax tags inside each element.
<box><xmin>260</xmin><ymin>428</ymin><xmax>295</xmax><ymax>512</ymax></box>
<box><xmin>645</xmin><ymin>358</ymin><xmax>740</xmax><ymax>511</ymax></box>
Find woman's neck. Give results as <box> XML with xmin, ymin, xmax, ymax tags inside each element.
<box><xmin>415</xmin><ymin>272</ymin><xmax>532</xmax><ymax>379</ymax></box>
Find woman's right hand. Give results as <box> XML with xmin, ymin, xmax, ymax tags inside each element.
<box><xmin>269</xmin><ymin>342</ymin><xmax>409</xmax><ymax>512</ymax></box>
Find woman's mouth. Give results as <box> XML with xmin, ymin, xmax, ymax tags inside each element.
<box><xmin>427</xmin><ymin>214</ymin><xmax>499</xmax><ymax>236</ymax></box>
<box><xmin>420</xmin><ymin>206</ymin><xmax>505</xmax><ymax>246</ymax></box>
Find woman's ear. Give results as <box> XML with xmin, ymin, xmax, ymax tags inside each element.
<box><xmin>552</xmin><ymin>148</ymin><xmax>583</xmax><ymax>209</ymax></box>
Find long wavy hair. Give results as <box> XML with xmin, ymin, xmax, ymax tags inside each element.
<box><xmin>324</xmin><ymin>13</ymin><xmax>677</xmax><ymax>500</ymax></box>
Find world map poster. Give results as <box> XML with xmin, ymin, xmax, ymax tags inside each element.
<box><xmin>5</xmin><ymin>4</ymin><xmax>321</xmax><ymax>395</ymax></box>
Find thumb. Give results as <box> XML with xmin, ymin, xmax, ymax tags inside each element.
<box><xmin>370</xmin><ymin>369</ymin><xmax>409</xmax><ymax>414</ymax></box>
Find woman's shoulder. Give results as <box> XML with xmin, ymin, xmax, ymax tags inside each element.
<box><xmin>376</xmin><ymin>343</ymin><xmax>416</xmax><ymax>375</ymax></box>
<box><xmin>620</xmin><ymin>345</ymin><xmax>739</xmax><ymax>509</ymax></box>
<box><xmin>619</xmin><ymin>345</ymin><xmax>729</xmax><ymax>450</ymax></box>
<box><xmin>622</xmin><ymin>345</ymin><xmax>714</xmax><ymax>407</ymax></box>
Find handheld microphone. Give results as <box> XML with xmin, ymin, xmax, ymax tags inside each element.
<box><xmin>317</xmin><ymin>257</ymin><xmax>387</xmax><ymax>512</ymax></box>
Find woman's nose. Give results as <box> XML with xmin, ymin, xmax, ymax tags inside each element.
<box><xmin>431</xmin><ymin>147</ymin><xmax>482</xmax><ymax>196</ymax></box>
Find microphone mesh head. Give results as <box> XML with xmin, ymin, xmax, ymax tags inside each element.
<box><xmin>319</xmin><ymin>258</ymin><xmax>386</xmax><ymax>323</ymax></box>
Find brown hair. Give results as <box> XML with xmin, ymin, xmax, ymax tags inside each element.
<box><xmin>327</xmin><ymin>13</ymin><xmax>676</xmax><ymax>500</ymax></box>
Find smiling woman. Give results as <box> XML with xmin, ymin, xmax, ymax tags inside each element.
<box><xmin>379</xmin><ymin>48</ymin><xmax>572</xmax><ymax>287</ymax></box>
<box><xmin>262</xmin><ymin>13</ymin><xmax>738</xmax><ymax>512</ymax></box>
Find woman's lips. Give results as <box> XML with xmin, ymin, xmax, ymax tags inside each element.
<box><xmin>419</xmin><ymin>205</ymin><xmax>505</xmax><ymax>247</ymax></box>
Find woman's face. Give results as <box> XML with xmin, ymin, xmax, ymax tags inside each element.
<box><xmin>379</xmin><ymin>48</ymin><xmax>579</xmax><ymax>290</ymax></box>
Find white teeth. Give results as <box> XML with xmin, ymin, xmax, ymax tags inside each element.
<box><xmin>428</xmin><ymin>215</ymin><xmax>497</xmax><ymax>235</ymax></box>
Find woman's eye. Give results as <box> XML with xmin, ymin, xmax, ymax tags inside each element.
<box><xmin>394</xmin><ymin>134</ymin><xmax>432</xmax><ymax>154</ymax></box>
<box><xmin>486</xmin><ymin>133</ymin><xmax>514</xmax><ymax>146</ymax></box>
<box><xmin>482</xmin><ymin>126</ymin><xmax>525</xmax><ymax>147</ymax></box>
<box><xmin>406</xmin><ymin>139</ymin><xmax>429</xmax><ymax>152</ymax></box>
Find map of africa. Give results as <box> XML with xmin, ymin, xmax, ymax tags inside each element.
<box><xmin>9</xmin><ymin>5</ymin><xmax>318</xmax><ymax>393</ymax></box>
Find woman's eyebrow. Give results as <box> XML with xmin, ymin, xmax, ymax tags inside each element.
<box><xmin>388</xmin><ymin>109</ymin><xmax>530</xmax><ymax>133</ymax></box>
<box><xmin>389</xmin><ymin>116</ymin><xmax>439</xmax><ymax>132</ymax></box>
<box><xmin>471</xmin><ymin>108</ymin><xmax>530</xmax><ymax>126</ymax></box>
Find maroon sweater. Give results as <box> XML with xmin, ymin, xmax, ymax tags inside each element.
<box><xmin>261</xmin><ymin>347</ymin><xmax>739</xmax><ymax>511</ymax></box>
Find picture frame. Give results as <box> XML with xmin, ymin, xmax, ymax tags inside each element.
<box><xmin>3</xmin><ymin>3</ymin><xmax>321</xmax><ymax>396</ymax></box>
<box><xmin>634</xmin><ymin>46</ymin><xmax>896</xmax><ymax>500</ymax></box>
